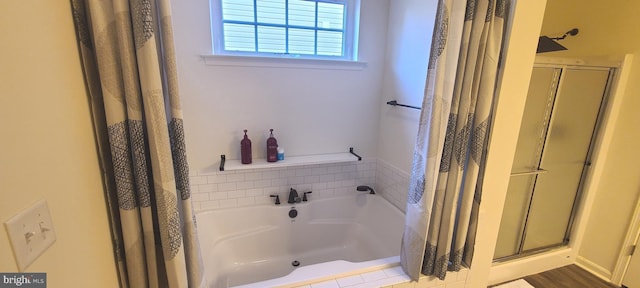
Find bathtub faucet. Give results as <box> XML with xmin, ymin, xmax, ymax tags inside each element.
<box><xmin>357</xmin><ymin>185</ymin><xmax>376</xmax><ymax>194</ymax></box>
<box><xmin>288</xmin><ymin>188</ymin><xmax>301</xmax><ymax>204</ymax></box>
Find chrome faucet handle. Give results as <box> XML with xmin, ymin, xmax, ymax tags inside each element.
<box><xmin>270</xmin><ymin>194</ymin><xmax>280</xmax><ymax>205</ymax></box>
<box><xmin>302</xmin><ymin>191</ymin><xmax>312</xmax><ymax>202</ymax></box>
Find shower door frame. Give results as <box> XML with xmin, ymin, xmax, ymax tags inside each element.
<box><xmin>494</xmin><ymin>59</ymin><xmax>617</xmax><ymax>262</ymax></box>
<box><xmin>488</xmin><ymin>55</ymin><xmax>633</xmax><ymax>286</ymax></box>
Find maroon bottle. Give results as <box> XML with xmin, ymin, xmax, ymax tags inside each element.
<box><xmin>241</xmin><ymin>129</ymin><xmax>252</xmax><ymax>164</ymax></box>
<box><xmin>266</xmin><ymin>129</ymin><xmax>278</xmax><ymax>162</ymax></box>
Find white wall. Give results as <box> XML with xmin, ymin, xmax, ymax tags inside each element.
<box><xmin>377</xmin><ymin>0</ymin><xmax>436</xmax><ymax>172</ymax></box>
<box><xmin>171</xmin><ymin>0</ymin><xmax>390</xmax><ymax>172</ymax></box>
<box><xmin>0</xmin><ymin>1</ymin><xmax>119</xmax><ymax>287</ymax></box>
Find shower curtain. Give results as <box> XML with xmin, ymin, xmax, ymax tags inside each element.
<box><xmin>70</xmin><ymin>0</ymin><xmax>206</xmax><ymax>287</ymax></box>
<box><xmin>400</xmin><ymin>0</ymin><xmax>506</xmax><ymax>281</ymax></box>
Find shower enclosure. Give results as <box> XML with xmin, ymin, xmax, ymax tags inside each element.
<box><xmin>494</xmin><ymin>61</ymin><xmax>614</xmax><ymax>260</ymax></box>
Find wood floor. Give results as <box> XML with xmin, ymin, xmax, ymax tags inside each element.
<box><xmin>521</xmin><ymin>265</ymin><xmax>619</xmax><ymax>288</ymax></box>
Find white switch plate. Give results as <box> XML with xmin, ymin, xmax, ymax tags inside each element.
<box><xmin>4</xmin><ymin>200</ymin><xmax>56</xmax><ymax>271</ymax></box>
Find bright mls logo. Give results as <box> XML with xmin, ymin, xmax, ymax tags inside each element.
<box><xmin>0</xmin><ymin>273</ymin><xmax>46</xmax><ymax>288</ymax></box>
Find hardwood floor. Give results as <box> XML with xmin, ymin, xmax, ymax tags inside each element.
<box><xmin>521</xmin><ymin>265</ymin><xmax>619</xmax><ymax>288</ymax></box>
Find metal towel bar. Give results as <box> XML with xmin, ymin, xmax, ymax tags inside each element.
<box><xmin>510</xmin><ymin>169</ymin><xmax>548</xmax><ymax>177</ymax></box>
<box><xmin>386</xmin><ymin>100</ymin><xmax>421</xmax><ymax>110</ymax></box>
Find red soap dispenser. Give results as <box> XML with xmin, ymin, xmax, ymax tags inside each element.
<box><xmin>241</xmin><ymin>129</ymin><xmax>252</xmax><ymax>164</ymax></box>
<box><xmin>266</xmin><ymin>129</ymin><xmax>278</xmax><ymax>162</ymax></box>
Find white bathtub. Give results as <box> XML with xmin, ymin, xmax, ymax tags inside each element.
<box><xmin>196</xmin><ymin>193</ymin><xmax>405</xmax><ymax>288</ymax></box>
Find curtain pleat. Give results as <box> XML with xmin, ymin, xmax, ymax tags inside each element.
<box><xmin>401</xmin><ymin>0</ymin><xmax>506</xmax><ymax>281</ymax></box>
<box><xmin>70</xmin><ymin>0</ymin><xmax>207</xmax><ymax>287</ymax></box>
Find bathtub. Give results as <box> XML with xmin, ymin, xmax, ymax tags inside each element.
<box><xmin>196</xmin><ymin>193</ymin><xmax>405</xmax><ymax>287</ymax></box>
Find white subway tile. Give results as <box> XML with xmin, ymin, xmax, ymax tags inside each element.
<box><xmin>361</xmin><ymin>270</ymin><xmax>388</xmax><ymax>282</ymax></box>
<box><xmin>310</xmin><ymin>280</ymin><xmax>340</xmax><ymax>288</ymax></box>
<box><xmin>305</xmin><ymin>175</ymin><xmax>320</xmax><ymax>184</ymax></box>
<box><xmin>357</xmin><ymin>170</ymin><xmax>371</xmax><ymax>179</ymax></box>
<box><xmin>312</xmin><ymin>167</ymin><xmax>328</xmax><ymax>175</ymax></box>
<box><xmin>191</xmin><ymin>176</ymin><xmax>207</xmax><ymax>185</ymax></box>
<box><xmin>288</xmin><ymin>176</ymin><xmax>305</xmax><ymax>185</ymax></box>
<box><xmin>340</xmin><ymin>179</ymin><xmax>356</xmax><ymax>188</ymax></box>
<box><xmin>219</xmin><ymin>198</ymin><xmax>237</xmax><ymax>208</ymax></box>
<box><xmin>254</xmin><ymin>179</ymin><xmax>272</xmax><ymax>188</ymax></box>
<box><xmin>327</xmin><ymin>181</ymin><xmax>342</xmax><ymax>189</ymax></box>
<box><xmin>225</xmin><ymin>173</ymin><xmax>245</xmax><ymax>182</ymax></box>
<box><xmin>245</xmin><ymin>188</ymin><xmax>264</xmax><ymax>197</ymax></box>
<box><xmin>246</xmin><ymin>172</ymin><xmax>263</xmax><ymax>180</ymax></box>
<box><xmin>280</xmin><ymin>169</ymin><xmax>297</xmax><ymax>178</ymax></box>
<box><xmin>272</xmin><ymin>178</ymin><xmax>288</xmax><ymax>187</ymax></box>
<box><xmin>264</xmin><ymin>186</ymin><xmax>282</xmax><ymax>195</ymax></box>
<box><xmin>191</xmin><ymin>201</ymin><xmax>201</xmax><ymax>211</ymax></box>
<box><xmin>334</xmin><ymin>173</ymin><xmax>347</xmax><ymax>181</ymax></box>
<box><xmin>312</xmin><ymin>182</ymin><xmax>327</xmax><ymax>190</ymax></box>
<box><xmin>319</xmin><ymin>174</ymin><xmax>335</xmax><ymax>182</ymax></box>
<box><xmin>356</xmin><ymin>163</ymin><xmax>372</xmax><ymax>171</ymax></box>
<box><xmin>334</xmin><ymin>187</ymin><xmax>349</xmax><ymax>195</ymax></box>
<box><xmin>342</xmin><ymin>164</ymin><xmax>356</xmax><ymax>172</ymax></box>
<box><xmin>392</xmin><ymin>282</ymin><xmax>415</xmax><ymax>288</ymax></box>
<box><xmin>327</xmin><ymin>165</ymin><xmax>343</xmax><ymax>174</ymax></box>
<box><xmin>218</xmin><ymin>182</ymin><xmax>237</xmax><ymax>191</ymax></box>
<box><xmin>262</xmin><ymin>171</ymin><xmax>280</xmax><ymax>179</ymax></box>
<box><xmin>383</xmin><ymin>267</ymin><xmax>406</xmax><ymax>278</ymax></box>
<box><xmin>443</xmin><ymin>282</ymin><xmax>465</xmax><ymax>288</ymax></box>
<box><xmin>296</xmin><ymin>184</ymin><xmax>312</xmax><ymax>192</ymax></box>
<box><xmin>227</xmin><ymin>190</ymin><xmax>246</xmax><ymax>199</ymax></box>
<box><xmin>210</xmin><ymin>192</ymin><xmax>228</xmax><ymax>200</ymax></box>
<box><xmin>456</xmin><ymin>269</ymin><xmax>468</xmax><ymax>281</ymax></box>
<box><xmin>296</xmin><ymin>168</ymin><xmax>312</xmax><ymax>177</ymax></box>
<box><xmin>207</xmin><ymin>174</ymin><xmax>227</xmax><ymax>184</ymax></box>
<box><xmin>415</xmin><ymin>277</ymin><xmax>439</xmax><ymax>288</ymax></box>
<box><xmin>373</xmin><ymin>275</ymin><xmax>412</xmax><ymax>286</ymax></box>
<box><xmin>336</xmin><ymin>274</ymin><xmax>364</xmax><ymax>287</ymax></box>
<box><xmin>191</xmin><ymin>193</ymin><xmax>209</xmax><ymax>202</ymax></box>
<box><xmin>199</xmin><ymin>184</ymin><xmax>218</xmax><ymax>193</ymax></box>
<box><xmin>190</xmin><ymin>185</ymin><xmax>199</xmax><ymax>193</ymax></box>
<box><xmin>236</xmin><ymin>181</ymin><xmax>255</xmax><ymax>190</ymax></box>
<box><xmin>443</xmin><ymin>272</ymin><xmax>458</xmax><ymax>284</ymax></box>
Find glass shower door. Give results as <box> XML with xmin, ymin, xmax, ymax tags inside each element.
<box><xmin>494</xmin><ymin>66</ymin><xmax>611</xmax><ymax>260</ymax></box>
<box><xmin>494</xmin><ymin>67</ymin><xmax>560</xmax><ymax>259</ymax></box>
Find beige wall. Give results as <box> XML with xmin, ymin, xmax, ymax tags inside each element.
<box><xmin>540</xmin><ymin>0</ymin><xmax>640</xmax><ymax>279</ymax></box>
<box><xmin>0</xmin><ymin>1</ymin><xmax>119</xmax><ymax>287</ymax></box>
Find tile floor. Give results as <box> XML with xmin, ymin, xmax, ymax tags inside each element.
<box><xmin>294</xmin><ymin>266</ymin><xmax>469</xmax><ymax>288</ymax></box>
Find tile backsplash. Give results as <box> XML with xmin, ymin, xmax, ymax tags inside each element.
<box><xmin>375</xmin><ymin>159</ymin><xmax>411</xmax><ymax>213</ymax></box>
<box><xmin>189</xmin><ymin>157</ymin><xmax>410</xmax><ymax>212</ymax></box>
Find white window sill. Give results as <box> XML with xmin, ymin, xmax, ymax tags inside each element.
<box><xmin>201</xmin><ymin>54</ymin><xmax>367</xmax><ymax>71</ymax></box>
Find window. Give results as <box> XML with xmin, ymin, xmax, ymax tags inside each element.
<box><xmin>210</xmin><ymin>0</ymin><xmax>360</xmax><ymax>61</ymax></box>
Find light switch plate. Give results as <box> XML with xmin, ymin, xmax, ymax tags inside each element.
<box><xmin>4</xmin><ymin>200</ymin><xmax>56</xmax><ymax>271</ymax></box>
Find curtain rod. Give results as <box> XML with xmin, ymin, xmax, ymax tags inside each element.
<box><xmin>386</xmin><ymin>100</ymin><xmax>421</xmax><ymax>110</ymax></box>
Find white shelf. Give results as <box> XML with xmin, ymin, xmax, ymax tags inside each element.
<box><xmin>220</xmin><ymin>152</ymin><xmax>359</xmax><ymax>172</ymax></box>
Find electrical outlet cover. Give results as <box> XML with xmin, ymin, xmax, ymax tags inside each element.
<box><xmin>4</xmin><ymin>200</ymin><xmax>56</xmax><ymax>271</ymax></box>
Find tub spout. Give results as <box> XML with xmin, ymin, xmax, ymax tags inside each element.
<box><xmin>357</xmin><ymin>185</ymin><xmax>375</xmax><ymax>194</ymax></box>
<box><xmin>288</xmin><ymin>188</ymin><xmax>301</xmax><ymax>204</ymax></box>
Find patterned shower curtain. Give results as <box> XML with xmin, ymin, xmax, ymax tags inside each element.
<box><xmin>70</xmin><ymin>0</ymin><xmax>206</xmax><ymax>287</ymax></box>
<box><xmin>400</xmin><ymin>0</ymin><xmax>506</xmax><ymax>281</ymax></box>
